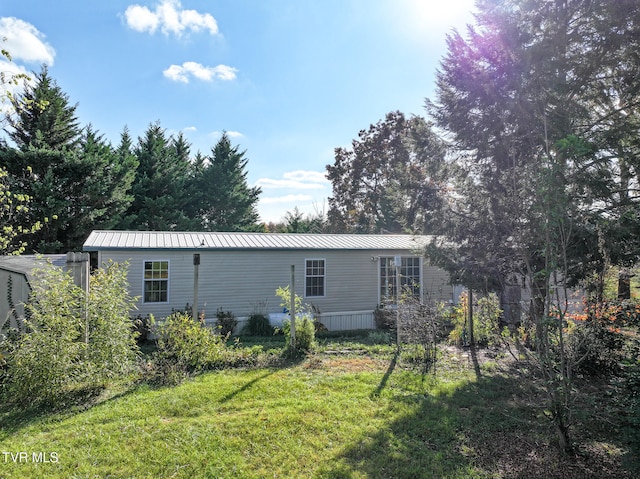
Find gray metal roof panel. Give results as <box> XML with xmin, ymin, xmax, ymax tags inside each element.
<box><xmin>0</xmin><ymin>254</ymin><xmax>67</xmax><ymax>277</ymax></box>
<box><xmin>83</xmin><ymin>230</ymin><xmax>433</xmax><ymax>251</ymax></box>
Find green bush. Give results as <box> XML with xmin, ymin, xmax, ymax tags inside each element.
<box><xmin>275</xmin><ymin>285</ymin><xmax>316</xmax><ymax>356</ymax></box>
<box><xmin>448</xmin><ymin>292</ymin><xmax>502</xmax><ymax>347</ymax></box>
<box><xmin>617</xmin><ymin>346</ymin><xmax>640</xmax><ymax>452</ymax></box>
<box><xmin>374</xmin><ymin>305</ymin><xmax>394</xmax><ymax>330</ymax></box>
<box><xmin>154</xmin><ymin>312</ymin><xmax>229</xmax><ymax>375</ymax></box>
<box><xmin>1</xmin><ymin>261</ymin><xmax>139</xmax><ymax>409</ymax></box>
<box><xmin>283</xmin><ymin>315</ymin><xmax>316</xmax><ymax>356</ymax></box>
<box><xmin>132</xmin><ymin>314</ymin><xmax>153</xmax><ymax>344</ymax></box>
<box><xmin>244</xmin><ymin>313</ymin><xmax>274</xmax><ymax>336</ymax></box>
<box><xmin>215</xmin><ymin>308</ymin><xmax>238</xmax><ymax>337</ymax></box>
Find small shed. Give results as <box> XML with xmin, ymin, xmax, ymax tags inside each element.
<box><xmin>0</xmin><ymin>255</ymin><xmax>67</xmax><ymax>332</ymax></box>
<box><xmin>83</xmin><ymin>231</ymin><xmax>456</xmax><ymax>331</ymax></box>
<box><xmin>0</xmin><ymin>253</ymin><xmax>91</xmax><ymax>334</ymax></box>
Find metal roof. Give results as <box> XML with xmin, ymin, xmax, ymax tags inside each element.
<box><xmin>83</xmin><ymin>230</ymin><xmax>434</xmax><ymax>252</ymax></box>
<box><xmin>0</xmin><ymin>254</ymin><xmax>67</xmax><ymax>279</ymax></box>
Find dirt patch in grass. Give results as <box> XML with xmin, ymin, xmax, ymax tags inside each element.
<box><xmin>303</xmin><ymin>355</ymin><xmax>389</xmax><ymax>373</ymax></box>
<box><xmin>465</xmin><ymin>430</ymin><xmax>635</xmax><ymax>479</ymax></box>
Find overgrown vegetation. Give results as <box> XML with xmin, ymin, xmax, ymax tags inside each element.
<box><xmin>0</xmin><ymin>261</ymin><xmax>138</xmax><ymax>408</ymax></box>
<box><xmin>448</xmin><ymin>292</ymin><xmax>502</xmax><ymax>347</ymax></box>
<box><xmin>1</xmin><ymin>339</ymin><xmax>638</xmax><ymax>479</ymax></box>
<box><xmin>275</xmin><ymin>285</ymin><xmax>316</xmax><ymax>356</ymax></box>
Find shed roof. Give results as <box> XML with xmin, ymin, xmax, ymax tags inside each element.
<box><xmin>83</xmin><ymin>230</ymin><xmax>434</xmax><ymax>252</ymax></box>
<box><xmin>0</xmin><ymin>255</ymin><xmax>67</xmax><ymax>281</ymax></box>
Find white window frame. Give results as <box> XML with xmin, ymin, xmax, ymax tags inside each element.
<box><xmin>304</xmin><ymin>258</ymin><xmax>326</xmax><ymax>298</ymax></box>
<box><xmin>378</xmin><ymin>256</ymin><xmax>422</xmax><ymax>305</ymax></box>
<box><xmin>143</xmin><ymin>259</ymin><xmax>170</xmax><ymax>303</ymax></box>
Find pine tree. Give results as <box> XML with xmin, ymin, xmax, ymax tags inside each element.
<box><xmin>193</xmin><ymin>132</ymin><xmax>261</xmax><ymax>231</ymax></box>
<box><xmin>121</xmin><ymin>123</ymin><xmax>196</xmax><ymax>231</ymax></box>
<box><xmin>1</xmin><ymin>69</ymin><xmax>136</xmax><ymax>251</ymax></box>
<box><xmin>6</xmin><ymin>66</ymin><xmax>81</xmax><ymax>151</ymax></box>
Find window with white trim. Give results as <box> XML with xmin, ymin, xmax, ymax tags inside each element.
<box><xmin>379</xmin><ymin>256</ymin><xmax>421</xmax><ymax>305</ymax></box>
<box><xmin>144</xmin><ymin>260</ymin><xmax>169</xmax><ymax>303</ymax></box>
<box><xmin>305</xmin><ymin>259</ymin><xmax>325</xmax><ymax>297</ymax></box>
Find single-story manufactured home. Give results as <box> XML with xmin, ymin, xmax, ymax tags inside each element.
<box><xmin>83</xmin><ymin>231</ymin><xmax>459</xmax><ymax>331</ymax></box>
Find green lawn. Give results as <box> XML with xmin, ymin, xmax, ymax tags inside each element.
<box><xmin>0</xmin><ymin>341</ymin><xmax>636</xmax><ymax>478</ymax></box>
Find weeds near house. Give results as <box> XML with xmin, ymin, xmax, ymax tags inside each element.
<box><xmin>0</xmin><ymin>261</ymin><xmax>139</xmax><ymax>409</ymax></box>
<box><xmin>215</xmin><ymin>308</ymin><xmax>238</xmax><ymax>336</ymax></box>
<box><xmin>275</xmin><ymin>285</ymin><xmax>316</xmax><ymax>356</ymax></box>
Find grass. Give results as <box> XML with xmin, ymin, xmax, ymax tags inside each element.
<box><xmin>0</xmin><ymin>337</ymin><xmax>638</xmax><ymax>479</ymax></box>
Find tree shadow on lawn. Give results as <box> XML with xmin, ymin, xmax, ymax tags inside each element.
<box><xmin>0</xmin><ymin>383</ymin><xmax>111</xmax><ymax>439</ymax></box>
<box><xmin>321</xmin><ymin>364</ymin><xmax>637</xmax><ymax>479</ymax></box>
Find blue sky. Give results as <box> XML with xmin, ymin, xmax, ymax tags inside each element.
<box><xmin>1</xmin><ymin>0</ymin><xmax>475</xmax><ymax>223</ymax></box>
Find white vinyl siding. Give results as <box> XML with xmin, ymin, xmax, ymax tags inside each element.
<box><xmin>305</xmin><ymin>259</ymin><xmax>325</xmax><ymax>298</ymax></box>
<box><xmin>95</xmin><ymin>249</ymin><xmax>454</xmax><ymax>326</ymax></box>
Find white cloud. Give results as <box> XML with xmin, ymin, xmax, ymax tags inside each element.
<box><xmin>123</xmin><ymin>5</ymin><xmax>159</xmax><ymax>33</ymax></box>
<box><xmin>124</xmin><ymin>0</ymin><xmax>218</xmax><ymax>37</ymax></box>
<box><xmin>182</xmin><ymin>126</ymin><xmax>197</xmax><ymax>132</ymax></box>
<box><xmin>163</xmin><ymin>62</ymin><xmax>237</xmax><ymax>83</ymax></box>
<box><xmin>256</xmin><ymin>170</ymin><xmax>329</xmax><ymax>190</ymax></box>
<box><xmin>283</xmin><ymin>170</ymin><xmax>329</xmax><ymax>184</ymax></box>
<box><xmin>0</xmin><ymin>17</ymin><xmax>55</xmax><ymax>65</ymax></box>
<box><xmin>255</xmin><ymin>171</ymin><xmax>330</xmax><ymax>222</ymax></box>
<box><xmin>260</xmin><ymin>194</ymin><xmax>313</xmax><ymax>205</ymax></box>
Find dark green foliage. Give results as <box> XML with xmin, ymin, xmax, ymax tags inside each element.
<box><xmin>374</xmin><ymin>304</ymin><xmax>394</xmax><ymax>330</ymax></box>
<box><xmin>5</xmin><ymin>66</ymin><xmax>81</xmax><ymax>151</ymax></box>
<box><xmin>215</xmin><ymin>308</ymin><xmax>238</xmax><ymax>337</ymax></box>
<box><xmin>131</xmin><ymin>314</ymin><xmax>153</xmax><ymax>344</ymax></box>
<box><xmin>244</xmin><ymin>313</ymin><xmax>274</xmax><ymax>336</ymax></box>
<box><xmin>189</xmin><ymin>132</ymin><xmax>262</xmax><ymax>231</ymax></box>
<box><xmin>283</xmin><ymin>315</ymin><xmax>316</xmax><ymax>357</ymax></box>
<box><xmin>2</xmin><ymin>68</ymin><xmax>264</xmax><ymax>244</ymax></box>
<box><xmin>119</xmin><ymin>124</ymin><xmax>196</xmax><ymax>231</ymax></box>
<box><xmin>1</xmin><ymin>69</ymin><xmax>137</xmax><ymax>252</ymax></box>
<box><xmin>276</xmin><ymin>207</ymin><xmax>327</xmax><ymax>233</ymax></box>
<box><xmin>616</xmin><ymin>344</ymin><xmax>640</xmax><ymax>454</ymax></box>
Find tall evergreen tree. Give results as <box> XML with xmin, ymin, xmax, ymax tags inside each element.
<box><xmin>5</xmin><ymin>66</ymin><xmax>81</xmax><ymax>151</ymax></box>
<box><xmin>427</xmin><ymin>0</ymin><xmax>640</xmax><ymax>291</ymax></box>
<box><xmin>120</xmin><ymin>123</ymin><xmax>196</xmax><ymax>231</ymax></box>
<box><xmin>192</xmin><ymin>132</ymin><xmax>261</xmax><ymax>231</ymax></box>
<box><xmin>426</xmin><ymin>0</ymin><xmax>640</xmax><ymax>453</ymax></box>
<box><xmin>1</xmin><ymin>68</ymin><xmax>136</xmax><ymax>251</ymax></box>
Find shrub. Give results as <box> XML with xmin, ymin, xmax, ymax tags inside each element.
<box><xmin>366</xmin><ymin>330</ymin><xmax>393</xmax><ymax>345</ymax></box>
<box><xmin>215</xmin><ymin>308</ymin><xmax>238</xmax><ymax>337</ymax></box>
<box><xmin>86</xmin><ymin>262</ymin><xmax>140</xmax><ymax>381</ymax></box>
<box><xmin>1</xmin><ymin>261</ymin><xmax>139</xmax><ymax>409</ymax></box>
<box><xmin>154</xmin><ymin>312</ymin><xmax>228</xmax><ymax>374</ymax></box>
<box><xmin>570</xmin><ymin>317</ymin><xmax>626</xmax><ymax>377</ymax></box>
<box><xmin>615</xmin><ymin>343</ymin><xmax>640</xmax><ymax>450</ymax></box>
<box><xmin>244</xmin><ymin>313</ymin><xmax>274</xmax><ymax>336</ymax></box>
<box><xmin>132</xmin><ymin>314</ymin><xmax>153</xmax><ymax>344</ymax></box>
<box><xmin>283</xmin><ymin>315</ymin><xmax>316</xmax><ymax>356</ymax></box>
<box><xmin>275</xmin><ymin>285</ymin><xmax>316</xmax><ymax>356</ymax></box>
<box><xmin>374</xmin><ymin>304</ymin><xmax>394</xmax><ymax>330</ymax></box>
<box><xmin>448</xmin><ymin>292</ymin><xmax>502</xmax><ymax>347</ymax></box>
